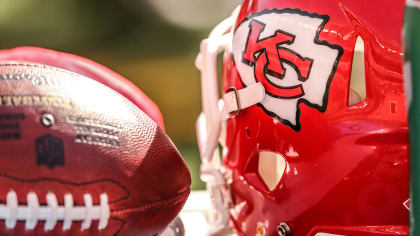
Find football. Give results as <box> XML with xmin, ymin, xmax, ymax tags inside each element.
<box><xmin>0</xmin><ymin>55</ymin><xmax>191</xmax><ymax>235</ymax></box>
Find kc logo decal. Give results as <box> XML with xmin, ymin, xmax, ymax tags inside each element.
<box><xmin>233</xmin><ymin>9</ymin><xmax>343</xmax><ymax>130</ymax></box>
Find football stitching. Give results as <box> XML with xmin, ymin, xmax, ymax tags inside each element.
<box><xmin>0</xmin><ymin>172</ymin><xmax>130</xmax><ymax>204</ymax></box>
<box><xmin>0</xmin><ymin>190</ymin><xmax>110</xmax><ymax>231</ymax></box>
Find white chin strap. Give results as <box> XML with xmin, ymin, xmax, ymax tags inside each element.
<box><xmin>222</xmin><ymin>82</ymin><xmax>265</xmax><ymax>119</ymax></box>
<box><xmin>195</xmin><ymin>6</ymin><xmax>265</xmax><ymax>236</ymax></box>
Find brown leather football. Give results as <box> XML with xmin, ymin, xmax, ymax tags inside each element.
<box><xmin>0</xmin><ymin>54</ymin><xmax>191</xmax><ymax>235</ymax></box>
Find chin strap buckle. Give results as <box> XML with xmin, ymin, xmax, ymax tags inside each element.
<box><xmin>222</xmin><ymin>82</ymin><xmax>265</xmax><ymax>120</ymax></box>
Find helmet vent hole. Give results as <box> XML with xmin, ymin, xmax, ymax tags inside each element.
<box><xmin>245</xmin><ymin>127</ymin><xmax>251</xmax><ymax>138</ymax></box>
<box><xmin>390</xmin><ymin>102</ymin><xmax>397</xmax><ymax>114</ymax></box>
<box><xmin>348</xmin><ymin>36</ymin><xmax>366</xmax><ymax>106</ymax></box>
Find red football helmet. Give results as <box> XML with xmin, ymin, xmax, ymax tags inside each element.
<box><xmin>196</xmin><ymin>0</ymin><xmax>409</xmax><ymax>235</ymax></box>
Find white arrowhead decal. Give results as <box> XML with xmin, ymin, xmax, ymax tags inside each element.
<box><xmin>233</xmin><ymin>9</ymin><xmax>343</xmax><ymax>131</ymax></box>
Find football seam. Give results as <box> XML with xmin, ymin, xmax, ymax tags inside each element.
<box><xmin>110</xmin><ymin>186</ymin><xmax>190</xmax><ymax>214</ymax></box>
<box><xmin>0</xmin><ymin>172</ymin><xmax>130</xmax><ymax>204</ymax></box>
<box><xmin>109</xmin><ymin>187</ymin><xmax>189</xmax><ymax>236</ymax></box>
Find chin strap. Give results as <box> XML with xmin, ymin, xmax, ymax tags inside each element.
<box><xmin>222</xmin><ymin>82</ymin><xmax>265</xmax><ymax>120</ymax></box>
<box><xmin>195</xmin><ymin>6</ymin><xmax>265</xmax><ymax>236</ymax></box>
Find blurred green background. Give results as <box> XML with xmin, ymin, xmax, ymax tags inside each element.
<box><xmin>0</xmin><ymin>0</ymin><xmax>240</xmax><ymax>190</ymax></box>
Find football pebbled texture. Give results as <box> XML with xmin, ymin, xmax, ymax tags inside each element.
<box><xmin>0</xmin><ymin>47</ymin><xmax>165</xmax><ymax>129</ymax></box>
<box><xmin>0</xmin><ymin>61</ymin><xmax>191</xmax><ymax>235</ymax></box>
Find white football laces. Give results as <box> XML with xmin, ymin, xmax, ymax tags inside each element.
<box><xmin>0</xmin><ymin>190</ymin><xmax>110</xmax><ymax>231</ymax></box>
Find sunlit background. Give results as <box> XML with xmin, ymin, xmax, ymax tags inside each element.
<box><xmin>0</xmin><ymin>0</ymin><xmax>240</xmax><ymax>190</ymax></box>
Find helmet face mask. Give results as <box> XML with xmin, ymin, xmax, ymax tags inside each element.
<box><xmin>196</xmin><ymin>0</ymin><xmax>409</xmax><ymax>235</ymax></box>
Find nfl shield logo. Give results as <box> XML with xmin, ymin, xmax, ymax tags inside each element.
<box><xmin>36</xmin><ymin>134</ymin><xmax>64</xmax><ymax>169</ymax></box>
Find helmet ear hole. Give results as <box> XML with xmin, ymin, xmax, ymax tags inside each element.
<box><xmin>348</xmin><ymin>36</ymin><xmax>366</xmax><ymax>106</ymax></box>
<box><xmin>244</xmin><ymin>151</ymin><xmax>287</xmax><ymax>192</ymax></box>
<box><xmin>257</xmin><ymin>151</ymin><xmax>286</xmax><ymax>191</ymax></box>
<box><xmin>349</xmin><ymin>89</ymin><xmax>362</xmax><ymax>106</ymax></box>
